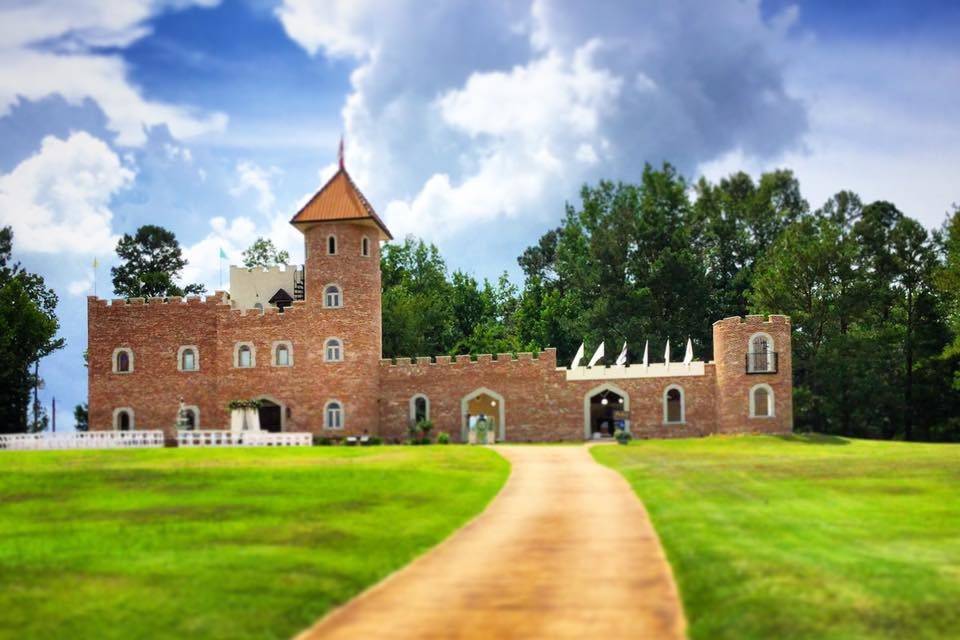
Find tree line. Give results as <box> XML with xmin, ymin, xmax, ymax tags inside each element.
<box><xmin>382</xmin><ymin>165</ymin><xmax>960</xmax><ymax>441</ymax></box>
<box><xmin>6</xmin><ymin>163</ymin><xmax>957</xmax><ymax>440</ymax></box>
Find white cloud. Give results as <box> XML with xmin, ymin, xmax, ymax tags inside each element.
<box><xmin>68</xmin><ymin>278</ymin><xmax>93</xmax><ymax>296</ymax></box>
<box><xmin>0</xmin><ymin>131</ymin><xmax>134</xmax><ymax>255</ymax></box>
<box><xmin>278</xmin><ymin>0</ymin><xmax>807</xmax><ymax>243</ymax></box>
<box><xmin>230</xmin><ymin>161</ymin><xmax>279</xmax><ymax>215</ymax></box>
<box><xmin>0</xmin><ymin>0</ymin><xmax>227</xmax><ymax>146</ymax></box>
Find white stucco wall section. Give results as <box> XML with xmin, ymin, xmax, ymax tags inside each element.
<box><xmin>228</xmin><ymin>265</ymin><xmax>300</xmax><ymax>310</ymax></box>
<box><xmin>564</xmin><ymin>362</ymin><xmax>706</xmax><ymax>381</ymax></box>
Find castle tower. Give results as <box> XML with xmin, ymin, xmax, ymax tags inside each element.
<box><xmin>290</xmin><ymin>164</ymin><xmax>392</xmax><ymax>433</ymax></box>
<box><xmin>712</xmin><ymin>315</ymin><xmax>793</xmax><ymax>434</ymax></box>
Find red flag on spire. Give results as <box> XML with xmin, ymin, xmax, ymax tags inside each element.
<box><xmin>338</xmin><ymin>135</ymin><xmax>344</xmax><ymax>170</ymax></box>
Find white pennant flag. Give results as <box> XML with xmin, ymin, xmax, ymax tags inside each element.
<box><xmin>587</xmin><ymin>341</ymin><xmax>605</xmax><ymax>368</ymax></box>
<box><xmin>616</xmin><ymin>341</ymin><xmax>628</xmax><ymax>365</ymax></box>
<box><xmin>642</xmin><ymin>340</ymin><xmax>649</xmax><ymax>366</ymax></box>
<box><xmin>664</xmin><ymin>339</ymin><xmax>670</xmax><ymax>365</ymax></box>
<box><xmin>683</xmin><ymin>338</ymin><xmax>694</xmax><ymax>365</ymax></box>
<box><xmin>570</xmin><ymin>342</ymin><xmax>585</xmax><ymax>369</ymax></box>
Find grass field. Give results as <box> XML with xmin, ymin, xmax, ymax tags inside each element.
<box><xmin>592</xmin><ymin>435</ymin><xmax>960</xmax><ymax>640</ymax></box>
<box><xmin>0</xmin><ymin>446</ymin><xmax>509</xmax><ymax>640</ymax></box>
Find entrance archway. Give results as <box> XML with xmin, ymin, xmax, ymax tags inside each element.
<box><xmin>258</xmin><ymin>398</ymin><xmax>283</xmax><ymax>433</ymax></box>
<box><xmin>461</xmin><ymin>387</ymin><xmax>505</xmax><ymax>442</ymax></box>
<box><xmin>584</xmin><ymin>384</ymin><xmax>629</xmax><ymax>440</ymax></box>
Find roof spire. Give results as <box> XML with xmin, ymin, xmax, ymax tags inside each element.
<box><xmin>338</xmin><ymin>134</ymin><xmax>345</xmax><ymax>170</ymax></box>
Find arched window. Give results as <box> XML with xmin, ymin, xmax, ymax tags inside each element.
<box><xmin>254</xmin><ymin>302</ymin><xmax>264</xmax><ymax>313</ymax></box>
<box><xmin>113</xmin><ymin>408</ymin><xmax>134</xmax><ymax>431</ymax></box>
<box><xmin>361</xmin><ymin>236</ymin><xmax>370</xmax><ymax>257</ymax></box>
<box><xmin>327</xmin><ymin>235</ymin><xmax>337</xmax><ymax>255</ymax></box>
<box><xmin>663</xmin><ymin>385</ymin><xmax>685</xmax><ymax>424</ymax></box>
<box><xmin>750</xmin><ymin>384</ymin><xmax>775</xmax><ymax>418</ymax></box>
<box><xmin>178</xmin><ymin>346</ymin><xmax>198</xmax><ymax>371</ymax></box>
<box><xmin>325</xmin><ymin>401</ymin><xmax>343</xmax><ymax>429</ymax></box>
<box><xmin>324</xmin><ymin>285</ymin><xmax>342</xmax><ymax>308</ymax></box>
<box><xmin>275</xmin><ymin>343</ymin><xmax>291</xmax><ymax>367</ymax></box>
<box><xmin>235</xmin><ymin>342</ymin><xmax>255</xmax><ymax>368</ymax></box>
<box><xmin>748</xmin><ymin>333</ymin><xmax>775</xmax><ymax>373</ymax></box>
<box><xmin>410</xmin><ymin>394</ymin><xmax>429</xmax><ymax>424</ymax></box>
<box><xmin>324</xmin><ymin>338</ymin><xmax>342</xmax><ymax>362</ymax></box>
<box><xmin>113</xmin><ymin>348</ymin><xmax>133</xmax><ymax>373</ymax></box>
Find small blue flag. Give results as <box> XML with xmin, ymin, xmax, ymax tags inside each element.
<box><xmin>219</xmin><ymin>248</ymin><xmax>228</xmax><ymax>260</ymax></box>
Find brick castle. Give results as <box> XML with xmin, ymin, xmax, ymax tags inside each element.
<box><xmin>88</xmin><ymin>164</ymin><xmax>793</xmax><ymax>441</ymax></box>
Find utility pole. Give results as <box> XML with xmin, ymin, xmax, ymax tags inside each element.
<box><xmin>52</xmin><ymin>397</ymin><xmax>56</xmax><ymax>433</ymax></box>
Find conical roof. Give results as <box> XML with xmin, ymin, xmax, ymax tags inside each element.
<box><xmin>289</xmin><ymin>168</ymin><xmax>392</xmax><ymax>240</ymax></box>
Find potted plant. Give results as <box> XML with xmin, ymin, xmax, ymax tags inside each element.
<box><xmin>417</xmin><ymin>419</ymin><xmax>434</xmax><ymax>444</ymax></box>
<box><xmin>615</xmin><ymin>427</ymin><xmax>632</xmax><ymax>445</ymax></box>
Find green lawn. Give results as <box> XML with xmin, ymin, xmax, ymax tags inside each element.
<box><xmin>0</xmin><ymin>446</ymin><xmax>508</xmax><ymax>640</ymax></box>
<box><xmin>592</xmin><ymin>435</ymin><xmax>960</xmax><ymax>640</ymax></box>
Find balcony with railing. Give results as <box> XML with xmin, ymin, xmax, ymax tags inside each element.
<box><xmin>746</xmin><ymin>352</ymin><xmax>779</xmax><ymax>374</ymax></box>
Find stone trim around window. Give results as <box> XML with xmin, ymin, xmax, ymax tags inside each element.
<box><xmin>112</xmin><ymin>347</ymin><xmax>134</xmax><ymax>374</ymax></box>
<box><xmin>662</xmin><ymin>384</ymin><xmax>686</xmax><ymax>425</ymax></box>
<box><xmin>113</xmin><ymin>407</ymin><xmax>135</xmax><ymax>430</ymax></box>
<box><xmin>177</xmin><ymin>345</ymin><xmax>199</xmax><ymax>372</ymax></box>
<box><xmin>233</xmin><ymin>341</ymin><xmax>256</xmax><ymax>368</ymax></box>
<box><xmin>324</xmin><ymin>399</ymin><xmax>344</xmax><ymax>430</ymax></box>
<box><xmin>324</xmin><ymin>337</ymin><xmax>344</xmax><ymax>362</ymax></box>
<box><xmin>749</xmin><ymin>383</ymin><xmax>776</xmax><ymax>418</ymax></box>
<box><xmin>272</xmin><ymin>341</ymin><xmax>294</xmax><ymax>367</ymax></box>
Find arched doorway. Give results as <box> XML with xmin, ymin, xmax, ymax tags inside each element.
<box><xmin>461</xmin><ymin>388</ymin><xmax>505</xmax><ymax>442</ymax></box>
<box><xmin>584</xmin><ymin>384</ymin><xmax>629</xmax><ymax>439</ymax></box>
<box><xmin>258</xmin><ymin>398</ymin><xmax>282</xmax><ymax>433</ymax></box>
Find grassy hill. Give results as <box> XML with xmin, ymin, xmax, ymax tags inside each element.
<box><xmin>593</xmin><ymin>435</ymin><xmax>960</xmax><ymax>640</ymax></box>
<box><xmin>0</xmin><ymin>447</ymin><xmax>508</xmax><ymax>640</ymax></box>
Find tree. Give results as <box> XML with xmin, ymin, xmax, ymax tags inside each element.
<box><xmin>74</xmin><ymin>403</ymin><xmax>89</xmax><ymax>432</ymax></box>
<box><xmin>242</xmin><ymin>237</ymin><xmax>290</xmax><ymax>269</ymax></box>
<box><xmin>0</xmin><ymin>227</ymin><xmax>64</xmax><ymax>433</ymax></box>
<box><xmin>111</xmin><ymin>225</ymin><xmax>204</xmax><ymax>298</ymax></box>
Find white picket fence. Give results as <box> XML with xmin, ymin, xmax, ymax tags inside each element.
<box><xmin>176</xmin><ymin>430</ymin><xmax>312</xmax><ymax>447</ymax></box>
<box><xmin>0</xmin><ymin>430</ymin><xmax>165</xmax><ymax>451</ymax></box>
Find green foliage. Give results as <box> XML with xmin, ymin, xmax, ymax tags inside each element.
<box><xmin>73</xmin><ymin>403</ymin><xmax>89</xmax><ymax>432</ymax></box>
<box><xmin>614</xmin><ymin>428</ymin><xmax>632</xmax><ymax>445</ymax></box>
<box><xmin>0</xmin><ymin>226</ymin><xmax>64</xmax><ymax>433</ymax></box>
<box><xmin>594</xmin><ymin>436</ymin><xmax>960</xmax><ymax>639</ymax></box>
<box><xmin>0</xmin><ymin>447</ymin><xmax>508</xmax><ymax>639</ymax></box>
<box><xmin>111</xmin><ymin>224</ymin><xmax>204</xmax><ymax>298</ymax></box>
<box><xmin>227</xmin><ymin>399</ymin><xmax>262</xmax><ymax>410</ymax></box>
<box><xmin>241</xmin><ymin>237</ymin><xmax>290</xmax><ymax>269</ymax></box>
<box><xmin>437</xmin><ymin>432</ymin><xmax>450</xmax><ymax>444</ymax></box>
<box><xmin>381</xmin><ymin>165</ymin><xmax>960</xmax><ymax>441</ymax></box>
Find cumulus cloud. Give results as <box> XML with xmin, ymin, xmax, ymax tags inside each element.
<box><xmin>277</xmin><ymin>0</ymin><xmax>807</xmax><ymax>241</ymax></box>
<box><xmin>0</xmin><ymin>131</ymin><xmax>134</xmax><ymax>256</ymax></box>
<box><xmin>230</xmin><ymin>161</ymin><xmax>280</xmax><ymax>215</ymax></box>
<box><xmin>0</xmin><ymin>0</ymin><xmax>227</xmax><ymax>146</ymax></box>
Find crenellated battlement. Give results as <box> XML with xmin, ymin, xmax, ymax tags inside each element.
<box><xmin>88</xmin><ymin>291</ymin><xmax>230</xmax><ymax>308</ymax></box>
<box><xmin>380</xmin><ymin>348</ymin><xmax>557</xmax><ymax>369</ymax></box>
<box><xmin>712</xmin><ymin>314</ymin><xmax>790</xmax><ymax>327</ymax></box>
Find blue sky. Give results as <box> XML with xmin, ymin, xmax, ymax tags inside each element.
<box><xmin>0</xmin><ymin>0</ymin><xmax>957</xmax><ymax>428</ymax></box>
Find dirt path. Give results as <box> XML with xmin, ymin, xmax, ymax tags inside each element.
<box><xmin>297</xmin><ymin>444</ymin><xmax>686</xmax><ymax>639</ymax></box>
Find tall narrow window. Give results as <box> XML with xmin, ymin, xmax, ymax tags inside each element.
<box><xmin>325</xmin><ymin>401</ymin><xmax>343</xmax><ymax>429</ymax></box>
<box><xmin>236</xmin><ymin>343</ymin><xmax>255</xmax><ymax>368</ymax></box>
<box><xmin>324</xmin><ymin>285</ymin><xmax>342</xmax><ymax>308</ymax></box>
<box><xmin>361</xmin><ymin>236</ymin><xmax>370</xmax><ymax>257</ymax></box>
<box><xmin>664</xmin><ymin>386</ymin><xmax>685</xmax><ymax>424</ymax></box>
<box><xmin>276</xmin><ymin>344</ymin><xmax>290</xmax><ymax>366</ymax></box>
<box><xmin>327</xmin><ymin>235</ymin><xmax>337</xmax><ymax>255</ymax></box>
<box><xmin>748</xmin><ymin>333</ymin><xmax>774</xmax><ymax>373</ymax></box>
<box><xmin>184</xmin><ymin>408</ymin><xmax>197</xmax><ymax>429</ymax></box>
<box><xmin>113</xmin><ymin>348</ymin><xmax>133</xmax><ymax>373</ymax></box>
<box><xmin>750</xmin><ymin>384</ymin><xmax>775</xmax><ymax>418</ymax></box>
<box><xmin>180</xmin><ymin>348</ymin><xmax>197</xmax><ymax>371</ymax></box>
<box><xmin>325</xmin><ymin>338</ymin><xmax>342</xmax><ymax>362</ymax></box>
<box><xmin>414</xmin><ymin>396</ymin><xmax>428</xmax><ymax>422</ymax></box>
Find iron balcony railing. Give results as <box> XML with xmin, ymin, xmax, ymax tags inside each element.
<box><xmin>746</xmin><ymin>352</ymin><xmax>779</xmax><ymax>374</ymax></box>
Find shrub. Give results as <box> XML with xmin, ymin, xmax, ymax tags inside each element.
<box><xmin>615</xmin><ymin>428</ymin><xmax>632</xmax><ymax>445</ymax></box>
<box><xmin>437</xmin><ymin>432</ymin><xmax>450</xmax><ymax>445</ymax></box>
<box><xmin>313</xmin><ymin>435</ymin><xmax>334</xmax><ymax>446</ymax></box>
<box><xmin>365</xmin><ymin>436</ymin><xmax>382</xmax><ymax>446</ymax></box>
